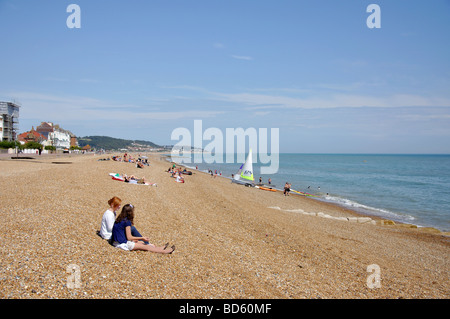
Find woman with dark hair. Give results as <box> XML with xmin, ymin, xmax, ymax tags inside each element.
<box><xmin>112</xmin><ymin>204</ymin><xmax>175</xmax><ymax>254</ymax></box>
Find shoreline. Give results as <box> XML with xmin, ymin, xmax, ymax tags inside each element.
<box><xmin>164</xmin><ymin>154</ymin><xmax>449</xmax><ymax>236</ymax></box>
<box><xmin>2</xmin><ymin>150</ymin><xmax>449</xmax><ymax>235</ymax></box>
<box><xmin>0</xmin><ymin>152</ymin><xmax>449</xmax><ymax>298</ymax></box>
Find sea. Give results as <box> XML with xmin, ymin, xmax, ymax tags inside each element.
<box><xmin>169</xmin><ymin>153</ymin><xmax>450</xmax><ymax>232</ymax></box>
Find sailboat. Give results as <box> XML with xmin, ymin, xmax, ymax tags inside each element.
<box><xmin>231</xmin><ymin>149</ymin><xmax>255</xmax><ymax>187</ymax></box>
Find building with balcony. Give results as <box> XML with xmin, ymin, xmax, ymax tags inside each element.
<box><xmin>0</xmin><ymin>101</ymin><xmax>20</xmax><ymax>141</ymax></box>
<box><xmin>36</xmin><ymin>122</ymin><xmax>73</xmax><ymax>150</ymax></box>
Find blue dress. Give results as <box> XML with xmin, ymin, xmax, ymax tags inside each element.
<box><xmin>112</xmin><ymin>219</ymin><xmax>132</xmax><ymax>244</ymax></box>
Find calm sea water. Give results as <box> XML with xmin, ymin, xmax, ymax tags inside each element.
<box><xmin>171</xmin><ymin>153</ymin><xmax>450</xmax><ymax>232</ymax></box>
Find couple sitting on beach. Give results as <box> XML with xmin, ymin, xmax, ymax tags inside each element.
<box><xmin>167</xmin><ymin>166</ymin><xmax>187</xmax><ymax>183</ymax></box>
<box><xmin>99</xmin><ymin>196</ymin><xmax>175</xmax><ymax>254</ymax></box>
<box><xmin>167</xmin><ymin>169</ymin><xmax>185</xmax><ymax>183</ymax></box>
<box><xmin>136</xmin><ymin>157</ymin><xmax>149</xmax><ymax>168</ymax></box>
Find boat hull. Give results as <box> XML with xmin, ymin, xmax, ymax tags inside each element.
<box><xmin>231</xmin><ymin>179</ymin><xmax>254</xmax><ymax>187</ymax></box>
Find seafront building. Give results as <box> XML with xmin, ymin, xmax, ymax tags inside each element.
<box><xmin>35</xmin><ymin>122</ymin><xmax>76</xmax><ymax>150</ymax></box>
<box><xmin>0</xmin><ymin>101</ymin><xmax>20</xmax><ymax>142</ymax></box>
<box><xmin>17</xmin><ymin>127</ymin><xmax>47</xmax><ymax>144</ymax></box>
<box><xmin>1</xmin><ymin>102</ymin><xmax>79</xmax><ymax>153</ymax></box>
<box><xmin>15</xmin><ymin>121</ymin><xmax>78</xmax><ymax>150</ymax></box>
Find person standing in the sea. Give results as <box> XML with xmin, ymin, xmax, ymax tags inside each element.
<box><xmin>284</xmin><ymin>182</ymin><xmax>291</xmax><ymax>196</ymax></box>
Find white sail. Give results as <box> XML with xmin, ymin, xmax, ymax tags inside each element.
<box><xmin>233</xmin><ymin>149</ymin><xmax>254</xmax><ymax>184</ymax></box>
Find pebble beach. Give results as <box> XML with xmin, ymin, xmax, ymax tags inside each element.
<box><xmin>0</xmin><ymin>153</ymin><xmax>448</xmax><ymax>299</ymax></box>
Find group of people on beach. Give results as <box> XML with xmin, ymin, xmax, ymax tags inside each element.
<box><xmin>99</xmin><ymin>196</ymin><xmax>175</xmax><ymax>254</ymax></box>
<box><xmin>111</xmin><ymin>153</ymin><xmax>149</xmax><ymax>169</ymax></box>
<box><xmin>258</xmin><ymin>177</ymin><xmax>272</xmax><ymax>185</ymax></box>
<box><xmin>208</xmin><ymin>169</ymin><xmax>222</xmax><ymax>178</ymax></box>
<box><xmin>167</xmin><ymin>164</ymin><xmax>189</xmax><ymax>183</ymax></box>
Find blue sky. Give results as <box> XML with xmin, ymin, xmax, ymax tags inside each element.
<box><xmin>1</xmin><ymin>0</ymin><xmax>449</xmax><ymax>153</ymax></box>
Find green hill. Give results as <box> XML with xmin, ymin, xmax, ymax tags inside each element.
<box><xmin>77</xmin><ymin>136</ymin><xmax>162</xmax><ymax>151</ymax></box>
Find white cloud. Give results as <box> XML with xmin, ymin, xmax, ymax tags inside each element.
<box><xmin>231</xmin><ymin>55</ymin><xmax>253</xmax><ymax>61</ymax></box>
<box><xmin>214</xmin><ymin>92</ymin><xmax>450</xmax><ymax>109</ymax></box>
<box><xmin>2</xmin><ymin>91</ymin><xmax>224</xmax><ymax>123</ymax></box>
<box><xmin>213</xmin><ymin>42</ymin><xmax>225</xmax><ymax>49</ymax></box>
<box><xmin>42</xmin><ymin>77</ymin><xmax>69</xmax><ymax>82</ymax></box>
<box><xmin>253</xmin><ymin>111</ymin><xmax>271</xmax><ymax>117</ymax></box>
<box><xmin>79</xmin><ymin>78</ymin><xmax>100</xmax><ymax>83</ymax></box>
<box><xmin>155</xmin><ymin>84</ymin><xmax>450</xmax><ymax>110</ymax></box>
<box><xmin>396</xmin><ymin>113</ymin><xmax>450</xmax><ymax>121</ymax></box>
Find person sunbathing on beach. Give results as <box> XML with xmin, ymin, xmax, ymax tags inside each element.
<box><xmin>139</xmin><ymin>158</ymin><xmax>149</xmax><ymax>166</ymax></box>
<box><xmin>136</xmin><ymin>161</ymin><xmax>144</xmax><ymax>169</ymax></box>
<box><xmin>124</xmin><ymin>175</ymin><xmax>147</xmax><ymax>184</ymax></box>
<box><xmin>111</xmin><ymin>204</ymin><xmax>175</xmax><ymax>254</ymax></box>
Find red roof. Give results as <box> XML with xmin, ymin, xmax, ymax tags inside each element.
<box><xmin>18</xmin><ymin>129</ymin><xmax>47</xmax><ymax>142</ymax></box>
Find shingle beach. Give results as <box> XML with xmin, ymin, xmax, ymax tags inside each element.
<box><xmin>0</xmin><ymin>153</ymin><xmax>448</xmax><ymax>299</ymax></box>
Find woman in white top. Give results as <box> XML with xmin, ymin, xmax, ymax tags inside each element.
<box><xmin>99</xmin><ymin>196</ymin><xmax>122</xmax><ymax>240</ymax></box>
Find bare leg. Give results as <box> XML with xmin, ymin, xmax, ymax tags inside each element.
<box><xmin>130</xmin><ymin>226</ymin><xmax>149</xmax><ymax>245</ymax></box>
<box><xmin>133</xmin><ymin>242</ymin><xmax>174</xmax><ymax>254</ymax></box>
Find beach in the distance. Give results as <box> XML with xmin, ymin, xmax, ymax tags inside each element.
<box><xmin>0</xmin><ymin>152</ymin><xmax>448</xmax><ymax>299</ymax></box>
<box><xmin>179</xmin><ymin>153</ymin><xmax>450</xmax><ymax>232</ymax></box>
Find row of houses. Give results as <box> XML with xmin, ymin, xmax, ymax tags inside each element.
<box><xmin>1</xmin><ymin>101</ymin><xmax>85</xmax><ymax>152</ymax></box>
<box><xmin>18</xmin><ymin>122</ymin><xmax>78</xmax><ymax>150</ymax></box>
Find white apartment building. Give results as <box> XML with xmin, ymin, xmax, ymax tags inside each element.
<box><xmin>37</xmin><ymin>122</ymin><xmax>71</xmax><ymax>150</ymax></box>
<box><xmin>50</xmin><ymin>128</ymin><xmax>71</xmax><ymax>149</ymax></box>
<box><xmin>0</xmin><ymin>101</ymin><xmax>20</xmax><ymax>141</ymax></box>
